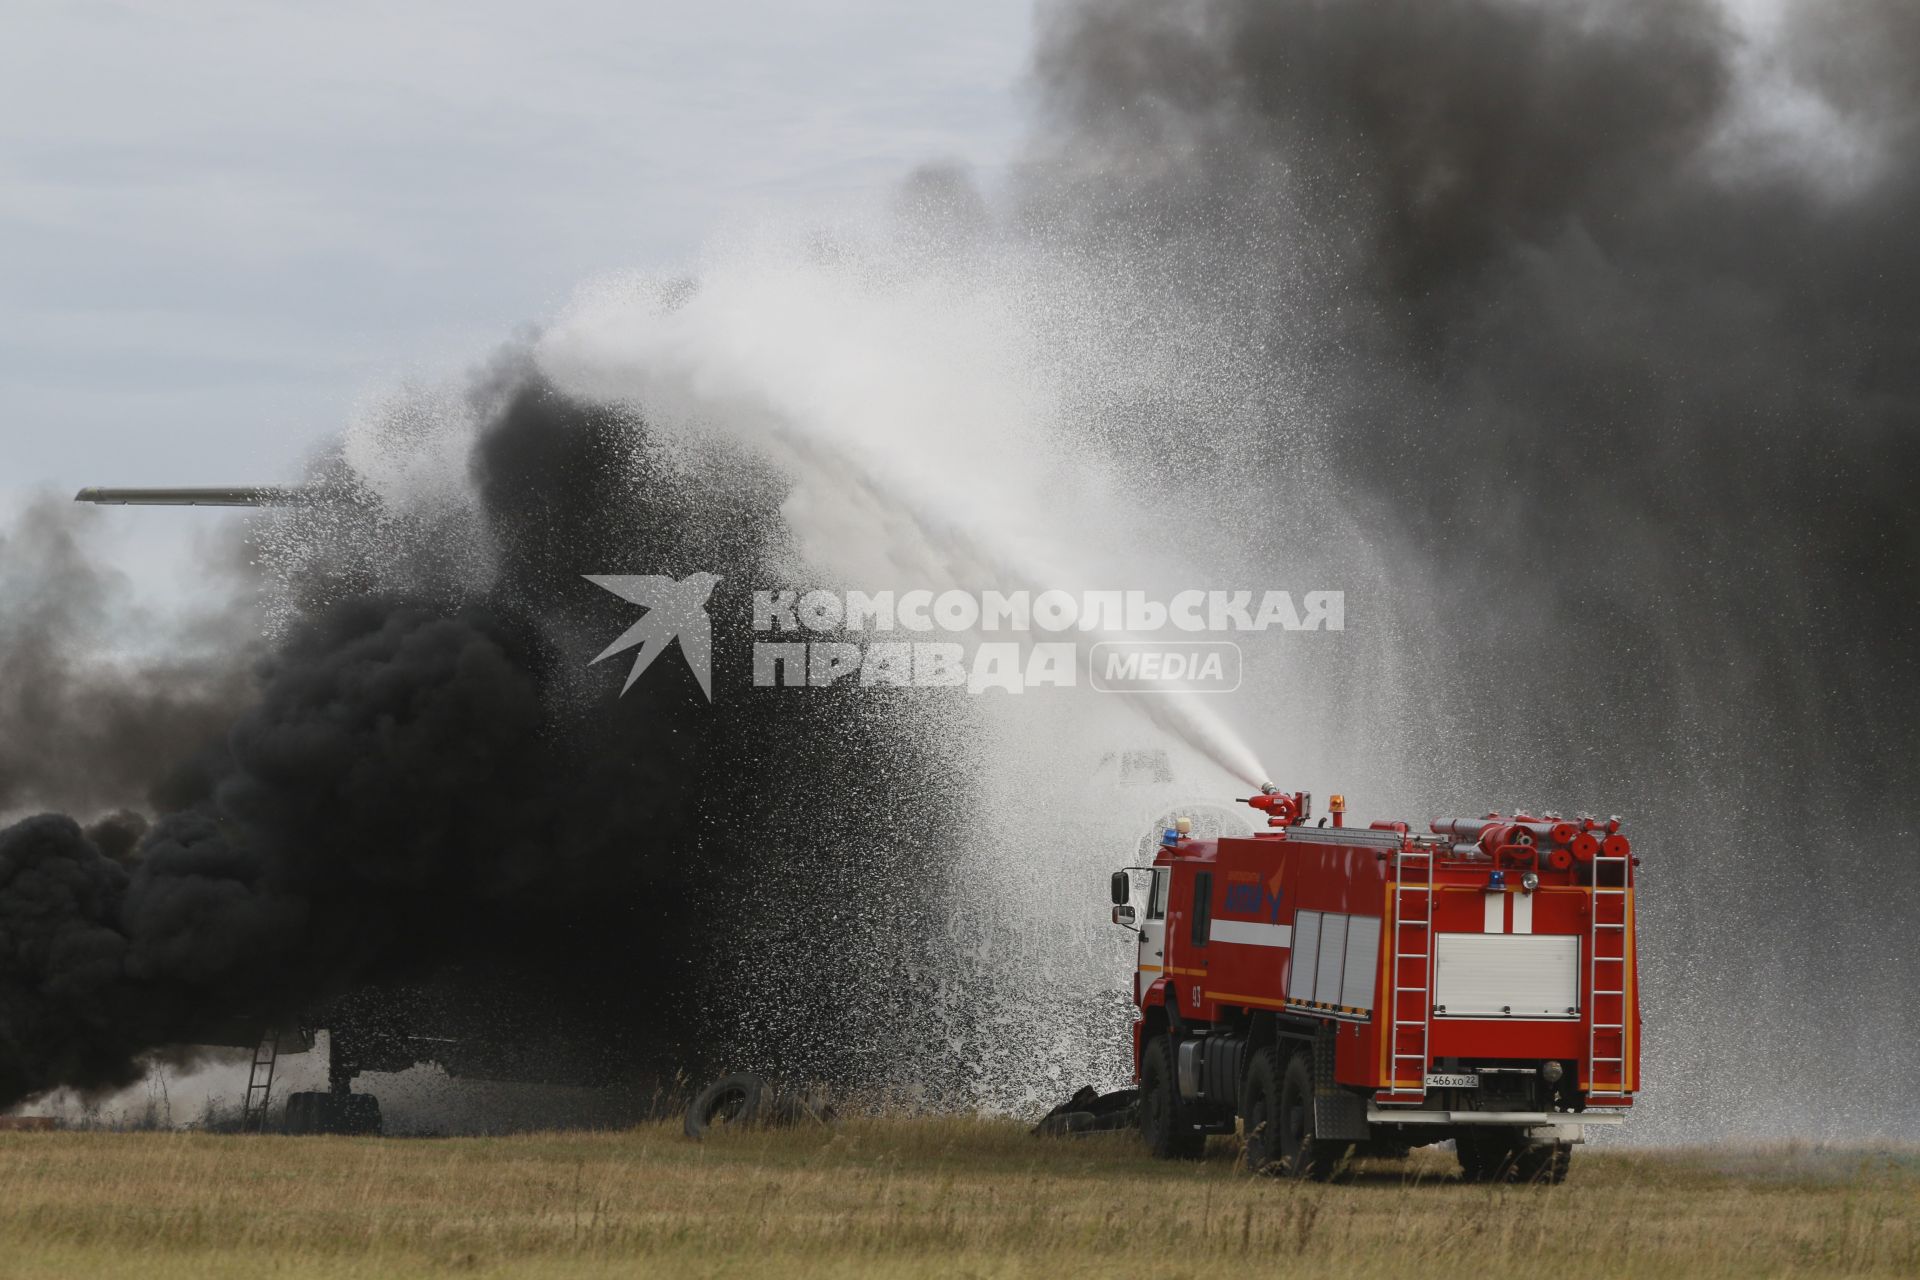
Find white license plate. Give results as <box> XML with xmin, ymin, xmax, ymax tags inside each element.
<box><xmin>1426</xmin><ymin>1073</ymin><xmax>1479</xmax><ymax>1089</ymax></box>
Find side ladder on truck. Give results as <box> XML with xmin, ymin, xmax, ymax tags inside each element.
<box><xmin>1586</xmin><ymin>852</ymin><xmax>1632</xmax><ymax>1099</ymax></box>
<box><xmin>1382</xmin><ymin>848</ymin><xmax>1434</xmax><ymax>1103</ymax></box>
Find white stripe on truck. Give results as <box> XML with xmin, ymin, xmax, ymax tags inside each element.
<box><xmin>1210</xmin><ymin>919</ymin><xmax>1294</xmax><ymax>947</ymax></box>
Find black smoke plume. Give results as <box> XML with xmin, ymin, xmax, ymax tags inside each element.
<box><xmin>7</xmin><ymin>0</ymin><xmax>1916</xmax><ymax>1137</ymax></box>
<box><xmin>0</xmin><ymin>495</ymin><xmax>256</xmax><ymax>819</ymax></box>
<box><xmin>1029</xmin><ymin>0</ymin><xmax>1919</xmax><ymax>1134</ymax></box>
<box><xmin>0</xmin><ymin>367</ymin><xmax>952</xmax><ymax>1108</ymax></box>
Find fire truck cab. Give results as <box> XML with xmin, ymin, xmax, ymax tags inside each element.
<box><xmin>1110</xmin><ymin>787</ymin><xmax>1639</xmax><ymax>1182</ymax></box>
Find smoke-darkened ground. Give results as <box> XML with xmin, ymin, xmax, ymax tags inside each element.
<box><xmin>2</xmin><ymin>0</ymin><xmax>1916</xmax><ymax>1138</ymax></box>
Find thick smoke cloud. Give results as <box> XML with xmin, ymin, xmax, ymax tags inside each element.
<box><xmin>5</xmin><ymin>0</ymin><xmax>1915</xmax><ymax>1137</ymax></box>
<box><xmin>0</xmin><ymin>496</ymin><xmax>256</xmax><ymax>820</ymax></box>
<box><xmin>0</xmin><ymin>368</ymin><xmax>948</xmax><ymax>1107</ymax></box>
<box><xmin>1028</xmin><ymin>0</ymin><xmax>1918</xmax><ymax>1134</ymax></box>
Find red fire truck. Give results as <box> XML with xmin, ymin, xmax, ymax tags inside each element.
<box><xmin>1109</xmin><ymin>786</ymin><xmax>1639</xmax><ymax>1182</ymax></box>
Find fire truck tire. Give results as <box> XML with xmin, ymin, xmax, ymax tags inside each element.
<box><xmin>1455</xmin><ymin>1134</ymin><xmax>1506</xmax><ymax>1182</ymax></box>
<box><xmin>1139</xmin><ymin>1036</ymin><xmax>1204</xmax><ymax>1160</ymax></box>
<box><xmin>1511</xmin><ymin>1141</ymin><xmax>1572</xmax><ymax>1184</ymax></box>
<box><xmin>1239</xmin><ymin>1049</ymin><xmax>1285</xmax><ymax>1175</ymax></box>
<box><xmin>1457</xmin><ymin>1136</ymin><xmax>1570</xmax><ymax>1184</ymax></box>
<box><xmin>684</xmin><ymin>1073</ymin><xmax>765</xmax><ymax>1139</ymax></box>
<box><xmin>1278</xmin><ymin>1050</ymin><xmax>1348</xmax><ymax>1181</ymax></box>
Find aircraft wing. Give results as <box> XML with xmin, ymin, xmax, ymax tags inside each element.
<box><xmin>74</xmin><ymin>486</ymin><xmax>310</xmax><ymax>507</ymax></box>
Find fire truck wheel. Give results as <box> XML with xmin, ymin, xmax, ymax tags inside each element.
<box><xmin>1239</xmin><ymin>1049</ymin><xmax>1285</xmax><ymax>1175</ymax></box>
<box><xmin>1278</xmin><ymin>1050</ymin><xmax>1348</xmax><ymax>1181</ymax></box>
<box><xmin>1510</xmin><ymin>1141</ymin><xmax>1572</xmax><ymax>1184</ymax></box>
<box><xmin>1140</xmin><ymin>1036</ymin><xmax>1205</xmax><ymax>1160</ymax></box>
<box><xmin>1454</xmin><ymin>1134</ymin><xmax>1507</xmax><ymax>1182</ymax></box>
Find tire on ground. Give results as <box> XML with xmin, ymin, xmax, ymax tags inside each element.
<box><xmin>684</xmin><ymin>1074</ymin><xmax>766</xmax><ymax>1139</ymax></box>
<box><xmin>1139</xmin><ymin>1035</ymin><xmax>1205</xmax><ymax>1160</ymax></box>
<box><xmin>1035</xmin><ymin>1111</ymin><xmax>1097</xmax><ymax>1137</ymax></box>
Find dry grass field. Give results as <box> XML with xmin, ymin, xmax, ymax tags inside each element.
<box><xmin>1</xmin><ymin>1118</ymin><xmax>1915</xmax><ymax>1279</ymax></box>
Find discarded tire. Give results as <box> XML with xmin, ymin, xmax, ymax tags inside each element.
<box><xmin>685</xmin><ymin>1074</ymin><xmax>765</xmax><ymax>1138</ymax></box>
<box><xmin>1031</xmin><ymin>1085</ymin><xmax>1140</xmax><ymax>1138</ymax></box>
<box><xmin>683</xmin><ymin>1074</ymin><xmax>835</xmax><ymax>1139</ymax></box>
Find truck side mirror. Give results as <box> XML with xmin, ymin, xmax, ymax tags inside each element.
<box><xmin>1111</xmin><ymin>904</ymin><xmax>1137</xmax><ymax>928</ymax></box>
<box><xmin>1110</xmin><ymin>870</ymin><xmax>1130</xmax><ymax>905</ymax></box>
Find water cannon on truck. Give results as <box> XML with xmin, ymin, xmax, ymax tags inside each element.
<box><xmin>1110</xmin><ymin>785</ymin><xmax>1639</xmax><ymax>1182</ymax></box>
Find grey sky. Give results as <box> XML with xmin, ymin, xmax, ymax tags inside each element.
<box><xmin>1</xmin><ymin>0</ymin><xmax>1032</xmax><ymax>516</ymax></box>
